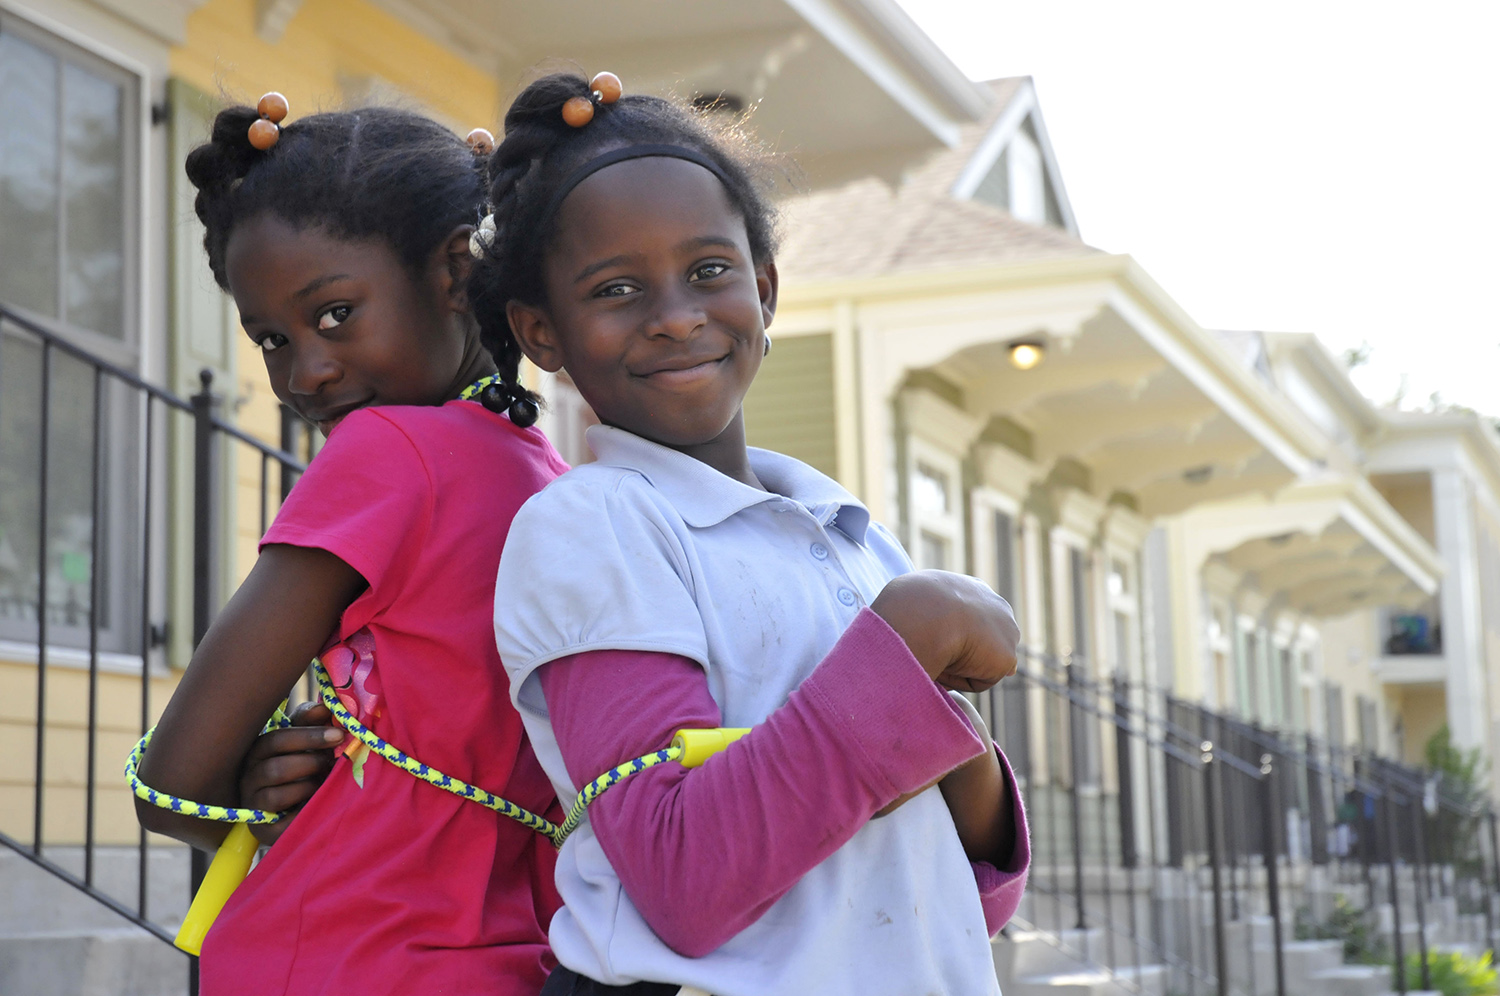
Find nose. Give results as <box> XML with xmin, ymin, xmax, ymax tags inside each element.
<box><xmin>285</xmin><ymin>339</ymin><xmax>341</xmax><ymax>398</ymax></box>
<box><xmin>643</xmin><ymin>285</ymin><xmax>705</xmax><ymax>342</ymax></box>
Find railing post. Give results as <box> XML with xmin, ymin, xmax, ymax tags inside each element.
<box><xmin>1488</xmin><ymin>811</ymin><xmax>1500</xmax><ymax>959</ymax></box>
<box><xmin>1384</xmin><ymin>780</ymin><xmax>1407</xmax><ymax>996</ymax></box>
<box><xmin>1260</xmin><ymin>754</ymin><xmax>1286</xmax><ymax>996</ymax></box>
<box><xmin>1202</xmin><ymin>741</ymin><xmax>1229</xmax><ymax>996</ymax></box>
<box><xmin>1410</xmin><ymin>798</ymin><xmax>1431</xmax><ymax>992</ymax></box>
<box><xmin>1066</xmin><ymin>662</ymin><xmax>1087</xmax><ymax>932</ymax></box>
<box><xmin>1114</xmin><ymin>673</ymin><xmax>1137</xmax><ymax>869</ymax></box>
<box><xmin>189</xmin><ymin>369</ymin><xmax>222</xmax><ymax>996</ymax></box>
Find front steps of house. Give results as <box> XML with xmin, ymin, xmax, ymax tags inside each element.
<box><xmin>0</xmin><ymin>847</ymin><xmax>190</xmax><ymax>996</ymax></box>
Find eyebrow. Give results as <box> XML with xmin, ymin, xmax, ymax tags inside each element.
<box><xmin>292</xmin><ymin>272</ymin><xmax>354</xmax><ymax>300</ymax></box>
<box><xmin>571</xmin><ymin>236</ymin><xmax>742</xmax><ymax>285</ymax></box>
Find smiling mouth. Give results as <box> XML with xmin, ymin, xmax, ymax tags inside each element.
<box><xmin>637</xmin><ymin>355</ymin><xmax>729</xmax><ymax>384</ymax></box>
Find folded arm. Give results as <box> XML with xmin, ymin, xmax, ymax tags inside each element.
<box><xmin>540</xmin><ymin>608</ymin><xmax>986</xmax><ymax>957</ymax></box>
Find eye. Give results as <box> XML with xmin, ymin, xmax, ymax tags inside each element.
<box><xmin>256</xmin><ymin>334</ymin><xmax>288</xmax><ymax>353</ymax></box>
<box><xmin>317</xmin><ymin>305</ymin><xmax>352</xmax><ymax>331</ymax></box>
<box><xmin>688</xmin><ymin>262</ymin><xmax>729</xmax><ymax>283</ymax></box>
<box><xmin>596</xmin><ymin>282</ymin><xmax>639</xmax><ymax>299</ymax></box>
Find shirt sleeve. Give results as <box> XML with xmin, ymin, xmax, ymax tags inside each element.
<box><xmin>538</xmin><ymin>608</ymin><xmax>986</xmax><ymax>958</ymax></box>
<box><xmin>494</xmin><ymin>473</ymin><xmax>710</xmax><ymax>717</ymax></box>
<box><xmin>972</xmin><ymin>745</ymin><xmax>1031</xmax><ymax>936</ymax></box>
<box><xmin>260</xmin><ymin>409</ymin><xmax>432</xmax><ymax>637</ymax></box>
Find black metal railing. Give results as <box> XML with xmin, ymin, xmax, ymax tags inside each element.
<box><xmin>977</xmin><ymin>648</ymin><xmax>1500</xmax><ymax>996</ymax></box>
<box><xmin>0</xmin><ymin>303</ymin><xmax>312</xmax><ymax>994</ymax></box>
<box><xmin>4</xmin><ymin>298</ymin><xmax>1497</xmax><ymax>996</ymax></box>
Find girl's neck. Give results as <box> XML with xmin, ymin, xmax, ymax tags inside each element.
<box><xmin>443</xmin><ymin>335</ymin><xmax>499</xmax><ymax>402</ymax></box>
<box><xmin>650</xmin><ymin>411</ymin><xmax>765</xmax><ymax>491</ymax></box>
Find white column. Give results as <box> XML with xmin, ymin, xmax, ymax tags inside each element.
<box><xmin>1433</xmin><ymin>468</ymin><xmax>1486</xmax><ymax>749</ymax></box>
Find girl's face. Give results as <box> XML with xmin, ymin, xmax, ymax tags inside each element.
<box><xmin>225</xmin><ymin>217</ymin><xmax>487</xmax><ymax>436</ymax></box>
<box><xmin>509</xmin><ymin>157</ymin><xmax>777</xmax><ymax>468</ymax></box>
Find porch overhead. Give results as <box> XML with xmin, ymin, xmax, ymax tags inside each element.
<box><xmin>1177</xmin><ymin>476</ymin><xmax>1442</xmax><ymax>618</ymax></box>
<box><xmin>362</xmin><ymin>0</ymin><xmax>988</xmax><ymax>182</ymax></box>
<box><xmin>780</xmin><ymin>253</ymin><xmax>1326</xmax><ymax>517</ymax></box>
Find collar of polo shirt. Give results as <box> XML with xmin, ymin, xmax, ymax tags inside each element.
<box><xmin>585</xmin><ymin>425</ymin><xmax>871</xmax><ymax>541</ymax></box>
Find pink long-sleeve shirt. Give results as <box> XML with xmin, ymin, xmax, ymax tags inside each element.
<box><xmin>538</xmin><ymin>607</ymin><xmax>1030</xmax><ymax>958</ymax></box>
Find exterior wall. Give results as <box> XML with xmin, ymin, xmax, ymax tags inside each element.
<box><xmin>743</xmin><ymin>332</ymin><xmax>839</xmax><ymax>478</ymax></box>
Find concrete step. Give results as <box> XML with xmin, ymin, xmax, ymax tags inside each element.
<box><xmin>0</xmin><ymin>847</ymin><xmax>189</xmax><ymax>934</ymax></box>
<box><xmin>1010</xmin><ymin>963</ymin><xmax>1166</xmax><ymax>996</ymax></box>
<box><xmin>0</xmin><ymin>927</ymin><xmax>188</xmax><ymax>996</ymax></box>
<box><xmin>1309</xmin><ymin>964</ymin><xmax>1394</xmax><ymax>996</ymax></box>
<box><xmin>994</xmin><ymin>928</ymin><xmax>1107</xmax><ymax>981</ymax></box>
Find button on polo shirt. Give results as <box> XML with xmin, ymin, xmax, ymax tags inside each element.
<box><xmin>495</xmin><ymin>426</ymin><xmax>999</xmax><ymax>996</ymax></box>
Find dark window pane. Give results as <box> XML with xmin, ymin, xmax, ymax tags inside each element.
<box><xmin>0</xmin><ymin>336</ymin><xmax>105</xmax><ymax>638</ymax></box>
<box><xmin>63</xmin><ymin>62</ymin><xmax>124</xmax><ymax>338</ymax></box>
<box><xmin>992</xmin><ymin>509</ymin><xmax>1014</xmax><ymax>603</ymax></box>
<box><xmin>0</xmin><ymin>32</ymin><xmax>60</xmax><ymax>317</ymax></box>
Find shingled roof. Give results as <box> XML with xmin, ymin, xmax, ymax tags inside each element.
<box><xmin>776</xmin><ymin>78</ymin><xmax>1099</xmax><ymax>284</ymax></box>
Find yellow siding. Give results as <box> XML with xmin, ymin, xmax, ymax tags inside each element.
<box><xmin>0</xmin><ymin>657</ymin><xmax>183</xmax><ymax>845</ymax></box>
<box><xmin>743</xmin><ymin>332</ymin><xmax>838</xmax><ymax>478</ymax></box>
<box><xmin>170</xmin><ymin>0</ymin><xmax>503</xmax><ymax>136</ymax></box>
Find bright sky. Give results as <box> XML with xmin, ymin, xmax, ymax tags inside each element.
<box><xmin>894</xmin><ymin>0</ymin><xmax>1500</xmax><ymax>415</ymax></box>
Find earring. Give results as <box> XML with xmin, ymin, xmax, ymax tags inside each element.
<box><xmin>763</xmin><ymin>335</ymin><xmax>773</xmax><ymax>357</ymax></box>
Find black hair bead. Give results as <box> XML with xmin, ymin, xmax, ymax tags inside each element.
<box><xmin>479</xmin><ymin>383</ymin><xmax>511</xmax><ymax>414</ymax></box>
<box><xmin>508</xmin><ymin>397</ymin><xmax>539</xmax><ymax>428</ymax></box>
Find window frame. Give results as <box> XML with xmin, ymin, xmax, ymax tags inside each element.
<box><xmin>0</xmin><ymin>9</ymin><xmax>146</xmax><ymax>658</ymax></box>
<box><xmin>905</xmin><ymin>436</ymin><xmax>964</xmax><ymax>573</ymax></box>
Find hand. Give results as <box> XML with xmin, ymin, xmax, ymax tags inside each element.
<box><xmin>238</xmin><ymin>702</ymin><xmax>342</xmax><ymax>847</ymax></box>
<box><xmin>870</xmin><ymin>571</ymin><xmax>1019</xmax><ymax>693</ymax></box>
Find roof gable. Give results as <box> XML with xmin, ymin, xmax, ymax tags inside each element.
<box><xmin>949</xmin><ymin>78</ymin><xmax>1078</xmax><ymax>236</ymax></box>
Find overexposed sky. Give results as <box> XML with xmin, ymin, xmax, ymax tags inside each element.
<box><xmin>894</xmin><ymin>0</ymin><xmax>1500</xmax><ymax>415</ymax></box>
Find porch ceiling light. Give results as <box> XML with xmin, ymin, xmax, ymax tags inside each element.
<box><xmin>1008</xmin><ymin>341</ymin><xmax>1046</xmax><ymax>371</ymax></box>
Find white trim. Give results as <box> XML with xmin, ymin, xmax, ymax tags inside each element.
<box><xmin>0</xmin><ymin>639</ymin><xmax>151</xmax><ymax>675</ymax></box>
<box><xmin>948</xmin><ymin>78</ymin><xmax>1080</xmax><ymax>235</ymax></box>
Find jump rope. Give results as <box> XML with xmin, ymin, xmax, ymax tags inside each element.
<box><xmin>125</xmin><ymin>373</ymin><xmax>749</xmax><ymax>955</ymax></box>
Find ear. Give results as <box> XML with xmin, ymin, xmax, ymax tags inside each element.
<box><xmin>756</xmin><ymin>259</ymin><xmax>779</xmax><ymax>330</ymax></box>
<box><xmin>506</xmin><ymin>300</ymin><xmax>565</xmax><ymax>373</ymax></box>
<box><xmin>434</xmin><ymin>225</ymin><xmax>476</xmax><ymax>311</ymax></box>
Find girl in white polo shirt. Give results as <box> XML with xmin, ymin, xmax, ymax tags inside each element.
<box><xmin>474</xmin><ymin>72</ymin><xmax>1031</xmax><ymax>996</ymax></box>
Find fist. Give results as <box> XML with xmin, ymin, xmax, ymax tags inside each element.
<box><xmin>871</xmin><ymin>571</ymin><xmax>1019</xmax><ymax>693</ymax></box>
<box><xmin>238</xmin><ymin>701</ymin><xmax>341</xmax><ymax>847</ymax></box>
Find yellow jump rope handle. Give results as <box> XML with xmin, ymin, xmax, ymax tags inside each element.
<box><xmin>671</xmin><ymin>728</ymin><xmax>751</xmax><ymax>768</ymax></box>
<box><xmin>175</xmin><ymin>823</ymin><xmax>259</xmax><ymax>956</ymax></box>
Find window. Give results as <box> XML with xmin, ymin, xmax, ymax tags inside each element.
<box><xmin>919</xmin><ymin>531</ymin><xmax>949</xmax><ymax>572</ymax></box>
<box><xmin>1068</xmin><ymin>547</ymin><xmax>1090</xmax><ymax>661</ymax></box>
<box><xmin>906</xmin><ymin>445</ymin><xmax>962</xmax><ymax>573</ymax></box>
<box><xmin>992</xmin><ymin>509</ymin><xmax>1015</xmax><ymax>604</ymax></box>
<box><xmin>0</xmin><ymin>15</ymin><xmax>140</xmax><ymax>651</ymax></box>
<box><xmin>913</xmin><ymin>462</ymin><xmax>950</xmax><ymax>516</ymax></box>
<box><xmin>1007</xmin><ymin>129</ymin><xmax>1047</xmax><ymax>225</ymax></box>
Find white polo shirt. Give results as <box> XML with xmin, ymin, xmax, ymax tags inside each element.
<box><xmin>494</xmin><ymin>425</ymin><xmax>998</xmax><ymax>996</ymax></box>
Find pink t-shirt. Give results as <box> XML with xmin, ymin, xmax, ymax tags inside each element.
<box><xmin>200</xmin><ymin>401</ymin><xmax>570</xmax><ymax>996</ymax></box>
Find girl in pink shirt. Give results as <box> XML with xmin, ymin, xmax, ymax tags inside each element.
<box><xmin>135</xmin><ymin>103</ymin><xmax>568</xmax><ymax>995</ymax></box>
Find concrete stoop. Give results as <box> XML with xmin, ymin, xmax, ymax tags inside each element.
<box><xmin>994</xmin><ymin>928</ymin><xmax>1166</xmax><ymax>996</ymax></box>
<box><xmin>0</xmin><ymin>928</ymin><xmax>188</xmax><ymax>996</ymax></box>
<box><xmin>0</xmin><ymin>848</ymin><xmax>190</xmax><ymax>996</ymax></box>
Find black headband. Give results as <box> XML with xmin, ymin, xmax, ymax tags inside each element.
<box><xmin>536</xmin><ymin>144</ymin><xmax>732</xmax><ymax>234</ymax></box>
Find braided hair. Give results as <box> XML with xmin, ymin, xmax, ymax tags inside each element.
<box><xmin>183</xmin><ymin>105</ymin><xmax>536</xmax><ymax>415</ymax></box>
<box><xmin>468</xmin><ymin>73</ymin><xmax>782</xmax><ymax>377</ymax></box>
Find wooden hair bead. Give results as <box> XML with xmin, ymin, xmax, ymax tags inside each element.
<box><xmin>466</xmin><ymin>127</ymin><xmax>495</xmax><ymax>156</ymax></box>
<box><xmin>562</xmin><ymin>95</ymin><xmax>595</xmax><ymax>128</ymax></box>
<box><xmin>257</xmin><ymin>92</ymin><xmax>289</xmax><ymax>124</ymax></box>
<box><xmin>248</xmin><ymin>118</ymin><xmax>281</xmax><ymax>151</ymax></box>
<box><xmin>590</xmin><ymin>72</ymin><xmax>622</xmax><ymax>105</ymax></box>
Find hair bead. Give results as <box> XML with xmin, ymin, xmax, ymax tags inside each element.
<box><xmin>590</xmin><ymin>72</ymin><xmax>623</xmax><ymax>105</ymax></box>
<box><xmin>508</xmin><ymin>397</ymin><xmax>539</xmax><ymax>428</ymax></box>
<box><xmin>562</xmin><ymin>96</ymin><xmax>595</xmax><ymax>128</ymax></box>
<box><xmin>249</xmin><ymin>92</ymin><xmax>289</xmax><ymax>151</ymax></box>
<box><xmin>248</xmin><ymin>118</ymin><xmax>281</xmax><ymax>151</ymax></box>
<box><xmin>479</xmin><ymin>383</ymin><xmax>510</xmax><ymax>414</ymax></box>
<box><xmin>465</xmin><ymin>128</ymin><xmax>495</xmax><ymax>156</ymax></box>
<box><xmin>257</xmin><ymin>92</ymin><xmax>289</xmax><ymax>123</ymax></box>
